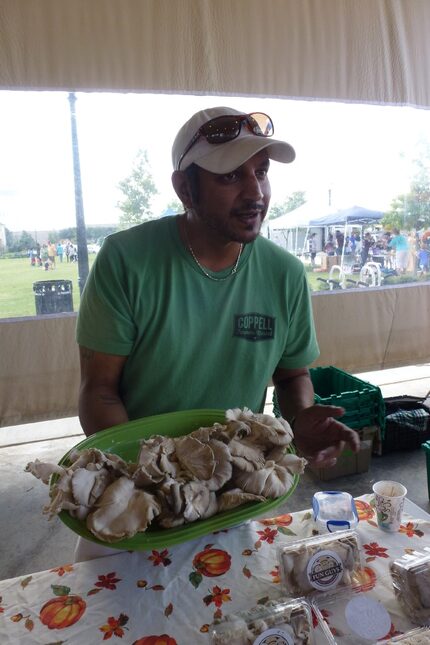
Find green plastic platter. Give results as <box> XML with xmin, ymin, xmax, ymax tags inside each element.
<box><xmin>56</xmin><ymin>409</ymin><xmax>299</xmax><ymax>550</ymax></box>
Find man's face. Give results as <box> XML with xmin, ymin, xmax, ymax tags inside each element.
<box><xmin>191</xmin><ymin>150</ymin><xmax>271</xmax><ymax>244</ymax></box>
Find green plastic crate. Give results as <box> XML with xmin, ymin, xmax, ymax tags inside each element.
<box><xmin>273</xmin><ymin>366</ymin><xmax>385</xmax><ymax>431</ymax></box>
<box><xmin>422</xmin><ymin>441</ymin><xmax>430</xmax><ymax>499</ymax></box>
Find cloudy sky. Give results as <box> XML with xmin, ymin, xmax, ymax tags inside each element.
<box><xmin>0</xmin><ymin>90</ymin><xmax>429</xmax><ymax>232</ymax></box>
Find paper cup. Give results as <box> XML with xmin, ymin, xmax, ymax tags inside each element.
<box><xmin>372</xmin><ymin>480</ymin><xmax>407</xmax><ymax>532</ymax></box>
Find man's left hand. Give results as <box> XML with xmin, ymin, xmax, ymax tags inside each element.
<box><xmin>292</xmin><ymin>404</ymin><xmax>360</xmax><ymax>468</ymax></box>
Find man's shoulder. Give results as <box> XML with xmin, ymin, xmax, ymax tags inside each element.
<box><xmin>104</xmin><ymin>217</ymin><xmax>174</xmax><ymax>249</ymax></box>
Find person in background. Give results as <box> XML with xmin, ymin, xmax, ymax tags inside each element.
<box><xmin>360</xmin><ymin>231</ymin><xmax>375</xmax><ymax>266</ymax></box>
<box><xmin>417</xmin><ymin>241</ymin><xmax>430</xmax><ymax>275</ymax></box>
<box><xmin>388</xmin><ymin>228</ymin><xmax>409</xmax><ymax>274</ymax></box>
<box><xmin>324</xmin><ymin>233</ymin><xmax>335</xmax><ymax>256</ymax></box>
<box><xmin>335</xmin><ymin>230</ymin><xmax>344</xmax><ymax>256</ymax></box>
<box><xmin>47</xmin><ymin>241</ymin><xmax>56</xmax><ymax>269</ymax></box>
<box><xmin>56</xmin><ymin>241</ymin><xmax>64</xmax><ymax>263</ymax></box>
<box><xmin>308</xmin><ymin>232</ymin><xmax>317</xmax><ymax>266</ymax></box>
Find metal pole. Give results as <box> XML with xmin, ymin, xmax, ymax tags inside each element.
<box><xmin>68</xmin><ymin>92</ymin><xmax>89</xmax><ymax>295</ymax></box>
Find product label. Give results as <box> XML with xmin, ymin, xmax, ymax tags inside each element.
<box><xmin>345</xmin><ymin>595</ymin><xmax>391</xmax><ymax>640</ymax></box>
<box><xmin>253</xmin><ymin>627</ymin><xmax>294</xmax><ymax>645</ymax></box>
<box><xmin>306</xmin><ymin>549</ymin><xmax>344</xmax><ymax>591</ymax></box>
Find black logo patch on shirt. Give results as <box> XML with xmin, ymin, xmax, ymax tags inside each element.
<box><xmin>233</xmin><ymin>313</ymin><xmax>275</xmax><ymax>341</ymax></box>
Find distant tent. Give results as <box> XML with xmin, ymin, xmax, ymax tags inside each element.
<box><xmin>268</xmin><ymin>203</ymin><xmax>384</xmax><ymax>258</ymax></box>
<box><xmin>309</xmin><ymin>205</ymin><xmax>384</xmax><ymax>227</ymax></box>
<box><xmin>269</xmin><ymin>201</ymin><xmax>335</xmax><ymax>230</ymax></box>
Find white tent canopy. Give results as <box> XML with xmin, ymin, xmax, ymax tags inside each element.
<box><xmin>269</xmin><ymin>202</ymin><xmax>335</xmax><ymax>230</ymax></box>
<box><xmin>269</xmin><ymin>204</ymin><xmax>384</xmax><ymax>231</ymax></box>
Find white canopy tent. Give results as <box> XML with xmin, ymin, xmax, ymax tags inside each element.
<box><xmin>268</xmin><ymin>204</ymin><xmax>384</xmax><ymax>261</ymax></box>
<box><xmin>268</xmin><ymin>202</ymin><xmax>335</xmax><ymax>255</ymax></box>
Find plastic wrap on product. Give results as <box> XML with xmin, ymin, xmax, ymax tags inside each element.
<box><xmin>210</xmin><ymin>596</ymin><xmax>313</xmax><ymax>644</ymax></box>
<box><xmin>278</xmin><ymin>529</ymin><xmax>361</xmax><ymax>597</ymax></box>
<box><xmin>390</xmin><ymin>549</ymin><xmax>430</xmax><ymax>625</ymax></box>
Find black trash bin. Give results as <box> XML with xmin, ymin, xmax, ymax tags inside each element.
<box><xmin>33</xmin><ymin>280</ymin><xmax>74</xmax><ymax>315</ymax></box>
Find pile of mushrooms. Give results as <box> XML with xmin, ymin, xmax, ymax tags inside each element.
<box><xmin>26</xmin><ymin>408</ymin><xmax>306</xmax><ymax>543</ymax></box>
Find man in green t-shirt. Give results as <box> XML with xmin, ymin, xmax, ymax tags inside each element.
<box><xmin>77</xmin><ymin>106</ymin><xmax>359</xmax><ymax>469</ymax></box>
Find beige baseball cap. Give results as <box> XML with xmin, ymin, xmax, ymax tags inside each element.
<box><xmin>172</xmin><ymin>106</ymin><xmax>295</xmax><ymax>173</ymax></box>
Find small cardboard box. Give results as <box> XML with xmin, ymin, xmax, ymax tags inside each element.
<box><xmin>309</xmin><ymin>433</ymin><xmax>374</xmax><ymax>481</ymax></box>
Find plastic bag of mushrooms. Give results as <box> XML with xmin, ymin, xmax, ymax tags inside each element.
<box><xmin>26</xmin><ymin>408</ymin><xmax>306</xmax><ymax>543</ymax></box>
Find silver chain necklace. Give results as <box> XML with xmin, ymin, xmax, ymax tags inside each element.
<box><xmin>184</xmin><ymin>221</ymin><xmax>243</xmax><ymax>281</ymax></box>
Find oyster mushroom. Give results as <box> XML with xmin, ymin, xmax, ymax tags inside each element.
<box><xmin>25</xmin><ymin>459</ymin><xmax>67</xmax><ymax>484</ymax></box>
<box><xmin>217</xmin><ymin>488</ymin><xmax>266</xmax><ymax>512</ymax></box>
<box><xmin>44</xmin><ymin>470</ymin><xmax>78</xmax><ymax>518</ymax></box>
<box><xmin>182</xmin><ymin>481</ymin><xmax>218</xmax><ymax>522</ymax></box>
<box><xmin>266</xmin><ymin>447</ymin><xmax>307</xmax><ymax>474</ymax></box>
<box><xmin>69</xmin><ymin>467</ymin><xmax>114</xmax><ymax>519</ymax></box>
<box><xmin>135</xmin><ymin>435</ymin><xmax>182</xmax><ymax>483</ymax></box>
<box><xmin>67</xmin><ymin>447</ymin><xmax>130</xmax><ymax>475</ymax></box>
<box><xmin>226</xmin><ymin>408</ymin><xmax>293</xmax><ymax>447</ymax></box>
<box><xmin>203</xmin><ymin>439</ymin><xmax>232</xmax><ymax>491</ymax></box>
<box><xmin>228</xmin><ymin>438</ymin><xmax>265</xmax><ymax>472</ymax></box>
<box><xmin>86</xmin><ymin>476</ymin><xmax>161</xmax><ymax>542</ymax></box>
<box><xmin>175</xmin><ymin>435</ymin><xmax>216</xmax><ymax>480</ymax></box>
<box><xmin>233</xmin><ymin>460</ymin><xmax>295</xmax><ymax>497</ymax></box>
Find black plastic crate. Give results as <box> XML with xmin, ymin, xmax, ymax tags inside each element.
<box><xmin>382</xmin><ymin>395</ymin><xmax>430</xmax><ymax>453</ymax></box>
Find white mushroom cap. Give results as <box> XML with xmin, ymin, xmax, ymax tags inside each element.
<box><xmin>86</xmin><ymin>476</ymin><xmax>161</xmax><ymax>542</ymax></box>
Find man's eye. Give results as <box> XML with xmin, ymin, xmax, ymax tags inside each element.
<box><xmin>256</xmin><ymin>169</ymin><xmax>268</xmax><ymax>179</ymax></box>
<box><xmin>221</xmin><ymin>172</ymin><xmax>238</xmax><ymax>183</ymax></box>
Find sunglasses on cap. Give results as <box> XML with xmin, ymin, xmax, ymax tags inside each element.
<box><xmin>177</xmin><ymin>112</ymin><xmax>274</xmax><ymax>170</ymax></box>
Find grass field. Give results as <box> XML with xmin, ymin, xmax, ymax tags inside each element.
<box><xmin>0</xmin><ymin>256</ymin><xmax>96</xmax><ymax>319</ymax></box>
<box><xmin>0</xmin><ymin>255</ymin><xmax>424</xmax><ymax>319</ymax></box>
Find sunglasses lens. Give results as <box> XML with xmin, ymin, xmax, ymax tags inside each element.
<box><xmin>201</xmin><ymin>116</ymin><xmax>242</xmax><ymax>144</ymax></box>
<box><xmin>248</xmin><ymin>112</ymin><xmax>274</xmax><ymax>137</ymax></box>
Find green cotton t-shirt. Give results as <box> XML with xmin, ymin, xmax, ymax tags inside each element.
<box><xmin>76</xmin><ymin>216</ymin><xmax>319</xmax><ymax>419</ymax></box>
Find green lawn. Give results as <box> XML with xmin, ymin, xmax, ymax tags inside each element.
<box><xmin>0</xmin><ymin>255</ymin><xmax>424</xmax><ymax>319</ymax></box>
<box><xmin>0</xmin><ymin>256</ymin><xmax>96</xmax><ymax>319</ymax></box>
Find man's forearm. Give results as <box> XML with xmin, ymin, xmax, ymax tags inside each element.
<box><xmin>273</xmin><ymin>370</ymin><xmax>315</xmax><ymax>424</ymax></box>
<box><xmin>79</xmin><ymin>385</ymin><xmax>129</xmax><ymax>436</ymax></box>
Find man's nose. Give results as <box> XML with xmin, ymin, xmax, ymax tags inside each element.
<box><xmin>242</xmin><ymin>173</ymin><xmax>264</xmax><ymax>199</ymax></box>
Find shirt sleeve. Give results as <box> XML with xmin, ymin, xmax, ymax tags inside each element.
<box><xmin>277</xmin><ymin>270</ymin><xmax>320</xmax><ymax>369</ymax></box>
<box><xmin>76</xmin><ymin>237</ymin><xmax>137</xmax><ymax>355</ymax></box>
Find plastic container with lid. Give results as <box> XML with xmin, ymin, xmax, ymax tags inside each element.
<box><xmin>380</xmin><ymin>626</ymin><xmax>430</xmax><ymax>643</ymax></box>
<box><xmin>390</xmin><ymin>547</ymin><xmax>430</xmax><ymax>625</ymax></box>
<box><xmin>278</xmin><ymin>529</ymin><xmax>362</xmax><ymax>599</ymax></box>
<box><xmin>312</xmin><ymin>587</ymin><xmax>397</xmax><ymax>644</ymax></box>
<box><xmin>209</xmin><ymin>596</ymin><xmax>315</xmax><ymax>644</ymax></box>
<box><xmin>312</xmin><ymin>491</ymin><xmax>359</xmax><ymax>533</ymax></box>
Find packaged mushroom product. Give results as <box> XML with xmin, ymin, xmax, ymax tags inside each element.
<box><xmin>278</xmin><ymin>529</ymin><xmax>362</xmax><ymax>597</ymax></box>
<box><xmin>390</xmin><ymin>549</ymin><xmax>430</xmax><ymax>625</ymax></box>
<box><xmin>312</xmin><ymin>588</ymin><xmax>398</xmax><ymax>644</ymax></box>
<box><xmin>210</xmin><ymin>597</ymin><xmax>314</xmax><ymax>644</ymax></box>
<box><xmin>381</xmin><ymin>626</ymin><xmax>430</xmax><ymax>644</ymax></box>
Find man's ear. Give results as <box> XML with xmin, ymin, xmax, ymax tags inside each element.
<box><xmin>171</xmin><ymin>170</ymin><xmax>193</xmax><ymax>210</ymax></box>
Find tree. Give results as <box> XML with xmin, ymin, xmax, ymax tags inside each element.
<box><xmin>161</xmin><ymin>198</ymin><xmax>184</xmax><ymax>217</ymax></box>
<box><xmin>268</xmin><ymin>191</ymin><xmax>306</xmax><ymax>220</ymax></box>
<box><xmin>117</xmin><ymin>150</ymin><xmax>159</xmax><ymax>229</ymax></box>
<box><xmin>6</xmin><ymin>230</ymin><xmax>36</xmax><ymax>252</ymax></box>
<box><xmin>382</xmin><ymin>140</ymin><xmax>430</xmax><ymax>231</ymax></box>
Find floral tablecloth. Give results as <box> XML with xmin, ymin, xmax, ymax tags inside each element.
<box><xmin>0</xmin><ymin>495</ymin><xmax>429</xmax><ymax>644</ymax></box>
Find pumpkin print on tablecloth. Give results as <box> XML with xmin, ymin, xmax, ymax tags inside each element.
<box><xmin>132</xmin><ymin>636</ymin><xmax>177</xmax><ymax>645</ymax></box>
<box><xmin>39</xmin><ymin>589</ymin><xmax>86</xmax><ymax>629</ymax></box>
<box><xmin>189</xmin><ymin>547</ymin><xmax>231</xmax><ymax>588</ymax></box>
<box><xmin>355</xmin><ymin>500</ymin><xmax>374</xmax><ymax>521</ymax></box>
<box><xmin>351</xmin><ymin>566</ymin><xmax>377</xmax><ymax>592</ymax></box>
